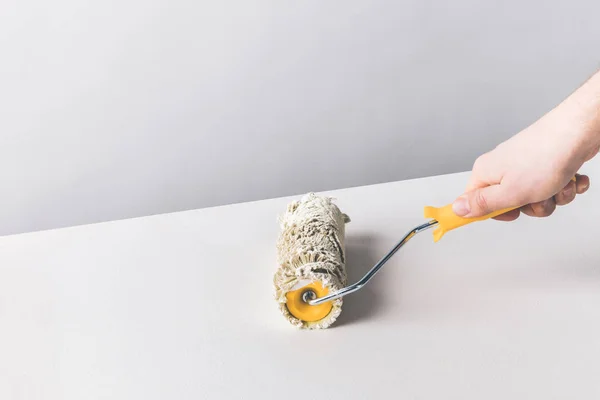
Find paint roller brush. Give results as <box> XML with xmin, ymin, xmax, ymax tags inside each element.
<box><xmin>275</xmin><ymin>178</ymin><xmax>576</xmax><ymax>329</ymax></box>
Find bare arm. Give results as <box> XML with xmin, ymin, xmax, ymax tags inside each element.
<box><xmin>453</xmin><ymin>70</ymin><xmax>600</xmax><ymax>220</ymax></box>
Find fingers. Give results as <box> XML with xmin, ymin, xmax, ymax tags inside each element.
<box><xmin>575</xmin><ymin>174</ymin><xmax>590</xmax><ymax>194</ymax></box>
<box><xmin>520</xmin><ymin>198</ymin><xmax>556</xmax><ymax>218</ymax></box>
<box><xmin>521</xmin><ymin>174</ymin><xmax>590</xmax><ymax>218</ymax></box>
<box><xmin>452</xmin><ymin>184</ymin><xmax>516</xmax><ymax>218</ymax></box>
<box><xmin>492</xmin><ymin>209</ymin><xmax>521</xmax><ymax>222</ymax></box>
<box><xmin>456</xmin><ymin>173</ymin><xmax>591</xmax><ymax>221</ymax></box>
<box><xmin>554</xmin><ymin>180</ymin><xmax>576</xmax><ymax>206</ymax></box>
<box><xmin>519</xmin><ymin>175</ymin><xmax>590</xmax><ymax>218</ymax></box>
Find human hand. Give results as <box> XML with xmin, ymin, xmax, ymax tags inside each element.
<box><xmin>452</xmin><ymin>102</ymin><xmax>598</xmax><ymax>221</ymax></box>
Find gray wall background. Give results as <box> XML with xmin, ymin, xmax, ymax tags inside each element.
<box><xmin>1</xmin><ymin>0</ymin><xmax>599</xmax><ymax>236</ymax></box>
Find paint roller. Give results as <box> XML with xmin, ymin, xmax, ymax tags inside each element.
<box><xmin>275</xmin><ymin>179</ymin><xmax>576</xmax><ymax>329</ymax></box>
<box><xmin>273</xmin><ymin>193</ymin><xmax>350</xmax><ymax>329</ymax></box>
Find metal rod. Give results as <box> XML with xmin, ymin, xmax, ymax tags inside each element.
<box><xmin>308</xmin><ymin>219</ymin><xmax>439</xmax><ymax>305</ymax></box>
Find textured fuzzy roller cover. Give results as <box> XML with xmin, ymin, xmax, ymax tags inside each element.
<box><xmin>274</xmin><ymin>193</ymin><xmax>350</xmax><ymax>329</ymax></box>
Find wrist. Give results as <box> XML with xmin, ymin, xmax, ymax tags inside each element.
<box><xmin>556</xmin><ymin>71</ymin><xmax>600</xmax><ymax>163</ymax></box>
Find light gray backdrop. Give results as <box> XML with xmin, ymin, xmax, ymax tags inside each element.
<box><xmin>1</xmin><ymin>0</ymin><xmax>599</xmax><ymax>236</ymax></box>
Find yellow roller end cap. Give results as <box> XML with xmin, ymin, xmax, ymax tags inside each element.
<box><xmin>285</xmin><ymin>281</ymin><xmax>333</xmax><ymax>322</ymax></box>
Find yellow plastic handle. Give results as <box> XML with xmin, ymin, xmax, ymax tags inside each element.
<box><xmin>424</xmin><ymin>177</ymin><xmax>577</xmax><ymax>242</ymax></box>
<box><xmin>423</xmin><ymin>204</ymin><xmax>516</xmax><ymax>242</ymax></box>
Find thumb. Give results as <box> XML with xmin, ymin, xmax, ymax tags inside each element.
<box><xmin>452</xmin><ymin>184</ymin><xmax>514</xmax><ymax>218</ymax></box>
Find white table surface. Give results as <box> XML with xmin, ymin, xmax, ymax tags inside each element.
<box><xmin>2</xmin><ymin>160</ymin><xmax>600</xmax><ymax>400</ymax></box>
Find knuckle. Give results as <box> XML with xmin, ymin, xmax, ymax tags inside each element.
<box><xmin>565</xmin><ymin>191</ymin><xmax>576</xmax><ymax>202</ymax></box>
<box><xmin>538</xmin><ymin>200</ymin><xmax>556</xmax><ymax>216</ymax></box>
<box><xmin>474</xmin><ymin>190</ymin><xmax>489</xmax><ymax>213</ymax></box>
<box><xmin>531</xmin><ymin>203</ymin><xmax>544</xmax><ymax>217</ymax></box>
<box><xmin>472</xmin><ymin>155</ymin><xmax>487</xmax><ymax>171</ymax></box>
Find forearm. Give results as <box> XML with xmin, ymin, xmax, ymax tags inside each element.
<box><xmin>454</xmin><ymin>70</ymin><xmax>598</xmax><ymax>218</ymax></box>
<box><xmin>557</xmin><ymin>70</ymin><xmax>600</xmax><ymax>162</ymax></box>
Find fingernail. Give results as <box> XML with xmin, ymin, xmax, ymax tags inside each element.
<box><xmin>582</xmin><ymin>182</ymin><xmax>589</xmax><ymax>191</ymax></box>
<box><xmin>452</xmin><ymin>196</ymin><xmax>470</xmax><ymax>216</ymax></box>
<box><xmin>562</xmin><ymin>186</ymin><xmax>573</xmax><ymax>197</ymax></box>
